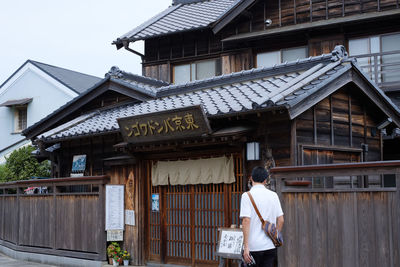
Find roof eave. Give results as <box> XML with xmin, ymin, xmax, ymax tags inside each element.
<box><xmin>212</xmin><ymin>0</ymin><xmax>257</xmax><ymax>34</ymax></box>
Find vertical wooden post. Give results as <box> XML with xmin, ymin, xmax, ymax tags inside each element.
<box><xmin>190</xmin><ymin>185</ymin><xmax>196</xmax><ymax>266</ymax></box>
<box><xmin>290</xmin><ymin>119</ymin><xmax>297</xmax><ymax>166</ymax></box>
<box><xmin>52</xmin><ymin>182</ymin><xmax>57</xmax><ymax>251</ymax></box>
<box><xmin>313</xmin><ymin>107</ymin><xmax>317</xmax><ymax>145</ymax></box>
<box><xmin>330</xmin><ymin>96</ymin><xmax>334</xmax><ymax>146</ymax></box>
<box><xmin>16</xmin><ymin>185</ymin><xmax>20</xmax><ymax>246</ymax></box>
<box><xmin>160</xmin><ymin>186</ymin><xmax>167</xmax><ymax>263</ymax></box>
<box><xmin>99</xmin><ymin>181</ymin><xmax>107</xmax><ymax>261</ymax></box>
<box><xmin>349</xmin><ymin>94</ymin><xmax>353</xmax><ymax>147</ymax></box>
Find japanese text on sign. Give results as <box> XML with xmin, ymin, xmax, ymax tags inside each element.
<box><xmin>118</xmin><ymin>106</ymin><xmax>211</xmax><ymax>144</ymax></box>
<box><xmin>124</xmin><ymin>113</ymin><xmax>199</xmax><ymax>137</ymax></box>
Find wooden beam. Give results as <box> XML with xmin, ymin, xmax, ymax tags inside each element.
<box><xmin>349</xmin><ymin>94</ymin><xmax>353</xmax><ymax>147</ymax></box>
<box><xmin>330</xmin><ymin>95</ymin><xmax>334</xmax><ymax>146</ymax></box>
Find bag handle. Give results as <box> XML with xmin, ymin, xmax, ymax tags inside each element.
<box><xmin>247</xmin><ymin>192</ymin><xmax>265</xmax><ymax>225</ymax></box>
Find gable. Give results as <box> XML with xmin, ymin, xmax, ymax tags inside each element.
<box><xmin>288</xmin><ymin>65</ymin><xmax>400</xmax><ymax>130</ymax></box>
<box><xmin>0</xmin><ymin>62</ymin><xmax>78</xmax><ymax>99</ymax></box>
<box><xmin>23</xmin><ymin>77</ymin><xmax>159</xmax><ymax>140</ymax></box>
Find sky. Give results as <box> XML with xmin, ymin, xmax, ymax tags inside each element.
<box><xmin>0</xmin><ymin>0</ymin><xmax>171</xmax><ymax>84</ymax></box>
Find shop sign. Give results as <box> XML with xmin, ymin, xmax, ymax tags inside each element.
<box><xmin>106</xmin><ymin>185</ymin><xmax>124</xmax><ymax>231</ymax></box>
<box><xmin>107</xmin><ymin>230</ymin><xmax>123</xmax><ymax>241</ymax></box>
<box><xmin>118</xmin><ymin>105</ymin><xmax>211</xmax><ymax>144</ymax></box>
<box><xmin>216</xmin><ymin>228</ymin><xmax>243</xmax><ymax>260</ymax></box>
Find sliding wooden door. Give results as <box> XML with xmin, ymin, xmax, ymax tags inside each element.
<box><xmin>147</xmin><ymin>154</ymin><xmax>243</xmax><ymax>266</ymax></box>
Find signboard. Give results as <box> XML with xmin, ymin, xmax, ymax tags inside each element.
<box><xmin>151</xmin><ymin>194</ymin><xmax>159</xmax><ymax>212</ymax></box>
<box><xmin>118</xmin><ymin>105</ymin><xmax>211</xmax><ymax>144</ymax></box>
<box><xmin>71</xmin><ymin>154</ymin><xmax>86</xmax><ymax>176</ymax></box>
<box><xmin>216</xmin><ymin>228</ymin><xmax>243</xmax><ymax>259</ymax></box>
<box><xmin>106</xmin><ymin>185</ymin><xmax>124</xmax><ymax>230</ymax></box>
<box><xmin>125</xmin><ymin>210</ymin><xmax>135</xmax><ymax>226</ymax></box>
<box><xmin>107</xmin><ymin>230</ymin><xmax>123</xmax><ymax>241</ymax></box>
<box><xmin>72</xmin><ymin>154</ymin><xmax>86</xmax><ymax>172</ymax></box>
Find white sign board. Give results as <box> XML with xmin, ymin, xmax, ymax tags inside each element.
<box><xmin>106</xmin><ymin>185</ymin><xmax>124</xmax><ymax>230</ymax></box>
<box><xmin>107</xmin><ymin>230</ymin><xmax>124</xmax><ymax>241</ymax></box>
<box><xmin>125</xmin><ymin>210</ymin><xmax>135</xmax><ymax>226</ymax></box>
<box><xmin>216</xmin><ymin>228</ymin><xmax>243</xmax><ymax>259</ymax></box>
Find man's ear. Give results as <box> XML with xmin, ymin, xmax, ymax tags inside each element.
<box><xmin>249</xmin><ymin>176</ymin><xmax>254</xmax><ymax>183</ymax></box>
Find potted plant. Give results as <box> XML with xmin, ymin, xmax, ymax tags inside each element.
<box><xmin>107</xmin><ymin>242</ymin><xmax>121</xmax><ymax>265</ymax></box>
<box><xmin>112</xmin><ymin>251</ymin><xmax>121</xmax><ymax>266</ymax></box>
<box><xmin>122</xmin><ymin>250</ymin><xmax>131</xmax><ymax>266</ymax></box>
<box><xmin>107</xmin><ymin>243</ymin><xmax>116</xmax><ymax>264</ymax></box>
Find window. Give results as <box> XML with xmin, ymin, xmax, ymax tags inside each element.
<box><xmin>14</xmin><ymin>105</ymin><xmax>27</xmax><ymax>132</ymax></box>
<box><xmin>349</xmin><ymin>33</ymin><xmax>400</xmax><ymax>83</ymax></box>
<box><xmin>256</xmin><ymin>47</ymin><xmax>308</xmax><ymax>68</ymax></box>
<box><xmin>173</xmin><ymin>58</ymin><xmax>222</xmax><ymax>84</ymax></box>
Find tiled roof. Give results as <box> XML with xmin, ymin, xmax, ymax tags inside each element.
<box><xmin>113</xmin><ymin>0</ymin><xmax>238</xmax><ymax>46</ymax></box>
<box><xmin>30</xmin><ymin>60</ymin><xmax>101</xmax><ymax>94</ymax></box>
<box><xmin>39</xmin><ymin>50</ymin><xmax>366</xmax><ymax>142</ymax></box>
<box><xmin>23</xmin><ymin>67</ymin><xmax>169</xmax><ymax>138</ymax></box>
<box><xmin>106</xmin><ymin>66</ymin><xmax>169</xmax><ymax>95</ymax></box>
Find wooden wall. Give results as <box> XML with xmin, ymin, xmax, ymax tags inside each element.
<box><xmin>280</xmin><ymin>190</ymin><xmax>399</xmax><ymax>267</ymax></box>
<box><xmin>141</xmin><ymin>0</ymin><xmax>399</xmax><ymax>83</ymax></box>
<box><xmin>272</xmin><ymin>162</ymin><xmax>400</xmax><ymax>267</ymax></box>
<box><xmin>223</xmin><ymin>0</ymin><xmax>399</xmax><ymax>35</ymax></box>
<box><xmin>294</xmin><ymin>86</ymin><xmax>383</xmax><ymax>165</ymax></box>
<box><xmin>0</xmin><ymin>177</ymin><xmax>107</xmax><ymax>261</ymax></box>
<box><xmin>57</xmin><ymin>134</ymin><xmax>122</xmax><ymax>178</ymax></box>
<box><xmin>107</xmin><ymin>164</ymin><xmax>147</xmax><ymax>266</ymax></box>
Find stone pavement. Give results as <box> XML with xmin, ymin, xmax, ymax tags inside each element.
<box><xmin>0</xmin><ymin>252</ymin><xmax>57</xmax><ymax>267</ymax></box>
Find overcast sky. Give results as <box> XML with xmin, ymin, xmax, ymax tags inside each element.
<box><xmin>0</xmin><ymin>0</ymin><xmax>170</xmax><ymax>84</ymax></box>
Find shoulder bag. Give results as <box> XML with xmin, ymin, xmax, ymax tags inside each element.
<box><xmin>247</xmin><ymin>192</ymin><xmax>283</xmax><ymax>247</ymax></box>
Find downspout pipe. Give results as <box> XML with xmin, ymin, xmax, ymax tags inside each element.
<box><xmin>122</xmin><ymin>40</ymin><xmax>145</xmax><ymax>59</ymax></box>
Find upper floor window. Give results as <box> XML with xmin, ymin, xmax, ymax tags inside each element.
<box><xmin>349</xmin><ymin>32</ymin><xmax>400</xmax><ymax>84</ymax></box>
<box><xmin>173</xmin><ymin>58</ymin><xmax>222</xmax><ymax>84</ymax></box>
<box><xmin>14</xmin><ymin>105</ymin><xmax>27</xmax><ymax>133</ymax></box>
<box><xmin>256</xmin><ymin>47</ymin><xmax>308</xmax><ymax>68</ymax></box>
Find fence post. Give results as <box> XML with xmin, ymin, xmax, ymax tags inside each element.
<box><xmin>16</xmin><ymin>185</ymin><xmax>20</xmax><ymax>246</ymax></box>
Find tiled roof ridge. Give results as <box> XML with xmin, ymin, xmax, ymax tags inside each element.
<box><xmin>172</xmin><ymin>0</ymin><xmax>210</xmax><ymax>5</ymax></box>
<box><xmin>157</xmin><ymin>53</ymin><xmax>334</xmax><ymax>97</ymax></box>
<box><xmin>105</xmin><ymin>66</ymin><xmax>169</xmax><ymax>87</ymax></box>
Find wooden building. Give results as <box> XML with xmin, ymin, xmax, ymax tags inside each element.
<box><xmin>114</xmin><ymin>0</ymin><xmax>400</xmax><ymax>106</ymax></box>
<box><xmin>16</xmin><ymin>0</ymin><xmax>400</xmax><ymax>265</ymax></box>
<box><xmin>21</xmin><ymin>47</ymin><xmax>400</xmax><ymax>265</ymax></box>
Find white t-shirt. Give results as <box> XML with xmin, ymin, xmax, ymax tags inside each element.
<box><xmin>239</xmin><ymin>184</ymin><xmax>284</xmax><ymax>251</ymax></box>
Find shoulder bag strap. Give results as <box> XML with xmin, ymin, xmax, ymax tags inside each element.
<box><xmin>247</xmin><ymin>192</ymin><xmax>265</xmax><ymax>225</ymax></box>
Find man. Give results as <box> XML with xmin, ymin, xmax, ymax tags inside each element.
<box><xmin>240</xmin><ymin>166</ymin><xmax>284</xmax><ymax>267</ymax></box>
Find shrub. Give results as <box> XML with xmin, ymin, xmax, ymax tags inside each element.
<box><xmin>3</xmin><ymin>145</ymin><xmax>50</xmax><ymax>182</ymax></box>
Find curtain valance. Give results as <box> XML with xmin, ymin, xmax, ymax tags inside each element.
<box><xmin>151</xmin><ymin>156</ymin><xmax>235</xmax><ymax>186</ymax></box>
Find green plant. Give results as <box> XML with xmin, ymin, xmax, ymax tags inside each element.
<box><xmin>122</xmin><ymin>250</ymin><xmax>131</xmax><ymax>260</ymax></box>
<box><xmin>0</xmin><ymin>164</ymin><xmax>11</xmax><ymax>183</ymax></box>
<box><xmin>107</xmin><ymin>244</ymin><xmax>116</xmax><ymax>258</ymax></box>
<box><xmin>3</xmin><ymin>145</ymin><xmax>50</xmax><ymax>182</ymax></box>
<box><xmin>107</xmin><ymin>242</ymin><xmax>121</xmax><ymax>259</ymax></box>
<box><xmin>113</xmin><ymin>251</ymin><xmax>121</xmax><ymax>261</ymax></box>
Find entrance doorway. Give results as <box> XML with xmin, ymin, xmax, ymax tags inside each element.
<box><xmin>147</xmin><ymin>154</ymin><xmax>244</xmax><ymax>266</ymax></box>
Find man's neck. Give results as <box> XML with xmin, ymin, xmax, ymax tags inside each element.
<box><xmin>252</xmin><ymin>182</ymin><xmax>265</xmax><ymax>186</ymax></box>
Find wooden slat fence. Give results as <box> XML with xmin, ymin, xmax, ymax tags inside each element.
<box><xmin>0</xmin><ymin>176</ymin><xmax>109</xmax><ymax>261</ymax></box>
<box><xmin>271</xmin><ymin>161</ymin><xmax>400</xmax><ymax>267</ymax></box>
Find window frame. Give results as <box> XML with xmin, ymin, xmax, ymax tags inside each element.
<box><xmin>172</xmin><ymin>58</ymin><xmax>222</xmax><ymax>84</ymax></box>
<box><xmin>13</xmin><ymin>105</ymin><xmax>28</xmax><ymax>133</ymax></box>
<box><xmin>255</xmin><ymin>46</ymin><xmax>309</xmax><ymax>68</ymax></box>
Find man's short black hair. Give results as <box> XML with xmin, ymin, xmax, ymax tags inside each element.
<box><xmin>251</xmin><ymin>166</ymin><xmax>269</xmax><ymax>183</ymax></box>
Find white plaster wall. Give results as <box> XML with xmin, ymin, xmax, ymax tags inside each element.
<box><xmin>0</xmin><ymin>68</ymin><xmax>76</xmax><ymax>154</ymax></box>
